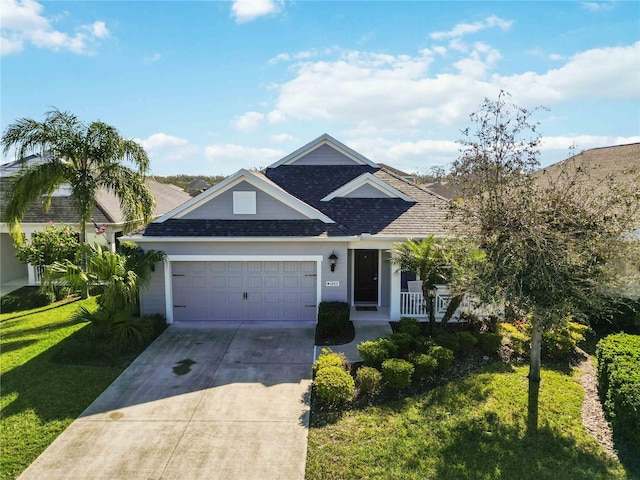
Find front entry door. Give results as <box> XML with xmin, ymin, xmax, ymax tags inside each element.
<box><xmin>354</xmin><ymin>250</ymin><xmax>378</xmax><ymax>303</ymax></box>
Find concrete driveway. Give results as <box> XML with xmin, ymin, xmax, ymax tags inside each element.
<box><xmin>18</xmin><ymin>324</ymin><xmax>315</xmax><ymax>480</ymax></box>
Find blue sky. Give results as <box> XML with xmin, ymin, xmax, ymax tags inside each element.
<box><xmin>2</xmin><ymin>0</ymin><xmax>639</xmax><ymax>176</ymax></box>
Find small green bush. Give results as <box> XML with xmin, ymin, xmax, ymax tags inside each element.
<box><xmin>410</xmin><ymin>353</ymin><xmax>437</xmax><ymax>381</ymax></box>
<box><xmin>498</xmin><ymin>323</ymin><xmax>530</xmax><ymax>355</ymax></box>
<box><xmin>414</xmin><ymin>336</ymin><xmax>435</xmax><ymax>354</ymax></box>
<box><xmin>357</xmin><ymin>338</ymin><xmax>399</xmax><ymax>368</ymax></box>
<box><xmin>390</xmin><ymin>332</ymin><xmax>413</xmax><ymax>357</ymax></box>
<box><xmin>429</xmin><ymin>345</ymin><xmax>454</xmax><ymax>374</ymax></box>
<box><xmin>314</xmin><ymin>348</ymin><xmax>347</xmax><ymax>373</ymax></box>
<box><xmin>456</xmin><ymin>331</ymin><xmax>478</xmax><ymax>352</ymax></box>
<box><xmin>314</xmin><ymin>366</ymin><xmax>355</xmax><ymax>406</ymax></box>
<box><xmin>74</xmin><ymin>307</ymin><xmax>154</xmax><ymax>351</ymax></box>
<box><xmin>477</xmin><ymin>332</ymin><xmax>503</xmax><ymax>355</ymax></box>
<box><xmin>355</xmin><ymin>366</ymin><xmax>383</xmax><ymax>396</ymax></box>
<box><xmin>543</xmin><ymin>321</ymin><xmax>589</xmax><ymax>359</ymax></box>
<box><xmin>596</xmin><ymin>333</ymin><xmax>640</xmax><ymax>451</ymax></box>
<box><xmin>398</xmin><ymin>317</ymin><xmax>422</xmax><ymax>337</ymax></box>
<box><xmin>317</xmin><ymin>301</ymin><xmax>350</xmax><ymax>338</ymax></box>
<box><xmin>382</xmin><ymin>358</ymin><xmax>414</xmax><ymax>390</ymax></box>
<box><xmin>434</xmin><ymin>332</ymin><xmax>459</xmax><ymax>352</ymax></box>
<box><xmin>0</xmin><ymin>287</ymin><xmax>55</xmax><ymax>313</ymax></box>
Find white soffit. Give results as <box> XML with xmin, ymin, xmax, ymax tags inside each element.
<box><xmin>153</xmin><ymin>169</ymin><xmax>335</xmax><ymax>224</ymax></box>
<box><xmin>321</xmin><ymin>173</ymin><xmax>414</xmax><ymax>202</ymax></box>
<box><xmin>268</xmin><ymin>133</ymin><xmax>379</xmax><ymax>168</ymax></box>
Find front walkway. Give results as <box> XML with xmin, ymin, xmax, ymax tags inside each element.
<box><xmin>18</xmin><ymin>324</ymin><xmax>315</xmax><ymax>480</ymax></box>
<box><xmin>0</xmin><ymin>276</ymin><xmax>28</xmax><ymax>297</ymax></box>
<box><xmin>317</xmin><ymin>319</ymin><xmax>393</xmax><ymax>363</ymax></box>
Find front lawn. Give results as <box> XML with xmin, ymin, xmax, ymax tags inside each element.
<box><xmin>306</xmin><ymin>363</ymin><xmax>629</xmax><ymax>480</ymax></box>
<box><xmin>1</xmin><ymin>298</ymin><xmax>125</xmax><ymax>480</ymax></box>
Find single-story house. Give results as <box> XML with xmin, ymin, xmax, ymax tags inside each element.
<box><xmin>0</xmin><ymin>153</ymin><xmax>192</xmax><ymax>286</ymax></box>
<box><xmin>127</xmin><ymin>134</ymin><xmax>456</xmax><ymax>324</ymax></box>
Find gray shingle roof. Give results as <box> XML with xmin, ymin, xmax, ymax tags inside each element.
<box><xmin>142</xmin><ymin>219</ymin><xmax>352</xmax><ymax>237</ymax></box>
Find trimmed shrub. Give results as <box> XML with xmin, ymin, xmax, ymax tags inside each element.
<box><xmin>390</xmin><ymin>332</ymin><xmax>413</xmax><ymax>357</ymax></box>
<box><xmin>357</xmin><ymin>338</ymin><xmax>399</xmax><ymax>369</ymax></box>
<box><xmin>0</xmin><ymin>287</ymin><xmax>55</xmax><ymax>313</ymax></box>
<box><xmin>313</xmin><ymin>348</ymin><xmax>348</xmax><ymax>374</ymax></box>
<box><xmin>456</xmin><ymin>331</ymin><xmax>478</xmax><ymax>352</ymax></box>
<box><xmin>434</xmin><ymin>332</ymin><xmax>459</xmax><ymax>352</ymax></box>
<box><xmin>414</xmin><ymin>336</ymin><xmax>435</xmax><ymax>354</ymax></box>
<box><xmin>477</xmin><ymin>332</ymin><xmax>503</xmax><ymax>355</ymax></box>
<box><xmin>382</xmin><ymin>358</ymin><xmax>414</xmax><ymax>390</ymax></box>
<box><xmin>410</xmin><ymin>353</ymin><xmax>437</xmax><ymax>381</ymax></box>
<box><xmin>429</xmin><ymin>345</ymin><xmax>454</xmax><ymax>374</ymax></box>
<box><xmin>542</xmin><ymin>321</ymin><xmax>589</xmax><ymax>359</ymax></box>
<box><xmin>317</xmin><ymin>301</ymin><xmax>350</xmax><ymax>338</ymax></box>
<box><xmin>314</xmin><ymin>366</ymin><xmax>355</xmax><ymax>406</ymax></box>
<box><xmin>596</xmin><ymin>333</ymin><xmax>640</xmax><ymax>451</ymax></box>
<box><xmin>498</xmin><ymin>323</ymin><xmax>529</xmax><ymax>356</ymax></box>
<box><xmin>355</xmin><ymin>366</ymin><xmax>383</xmax><ymax>397</ymax></box>
<box><xmin>398</xmin><ymin>317</ymin><xmax>422</xmax><ymax>337</ymax></box>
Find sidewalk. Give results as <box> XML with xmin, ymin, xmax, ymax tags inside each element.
<box><xmin>316</xmin><ymin>320</ymin><xmax>392</xmax><ymax>363</ymax></box>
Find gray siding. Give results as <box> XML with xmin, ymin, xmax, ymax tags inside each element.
<box><xmin>138</xmin><ymin>241</ymin><xmax>350</xmax><ymax>318</ymax></box>
<box><xmin>140</xmin><ymin>265</ymin><xmax>166</xmax><ymax>317</ymax></box>
<box><xmin>343</xmin><ymin>183</ymin><xmax>393</xmax><ymax>198</ymax></box>
<box><xmin>380</xmin><ymin>250</ymin><xmax>392</xmax><ymax>307</ymax></box>
<box><xmin>0</xmin><ymin>234</ymin><xmax>27</xmax><ymax>282</ymax></box>
<box><xmin>181</xmin><ymin>180</ymin><xmax>308</xmax><ymax>220</ymax></box>
<box><xmin>292</xmin><ymin>144</ymin><xmax>362</xmax><ymax>166</ymax></box>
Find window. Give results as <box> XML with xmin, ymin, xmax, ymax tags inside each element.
<box><xmin>233</xmin><ymin>191</ymin><xmax>257</xmax><ymax>214</ymax></box>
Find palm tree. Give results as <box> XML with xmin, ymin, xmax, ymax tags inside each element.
<box><xmin>2</xmin><ymin>108</ymin><xmax>155</xmax><ymax>243</ymax></box>
<box><xmin>43</xmin><ymin>243</ymin><xmax>166</xmax><ymax>312</ymax></box>
<box><xmin>389</xmin><ymin>236</ymin><xmax>450</xmax><ymax>335</ymax></box>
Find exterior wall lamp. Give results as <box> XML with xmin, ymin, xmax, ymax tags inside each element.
<box><xmin>329</xmin><ymin>252</ymin><xmax>338</xmax><ymax>272</ymax></box>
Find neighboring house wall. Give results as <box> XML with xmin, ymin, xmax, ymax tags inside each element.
<box><xmin>291</xmin><ymin>144</ymin><xmax>359</xmax><ymax>166</ymax></box>
<box><xmin>0</xmin><ymin>233</ymin><xmax>27</xmax><ymax>282</ymax></box>
<box><xmin>180</xmin><ymin>180</ymin><xmax>309</xmax><ymax>220</ymax></box>
<box><xmin>138</xmin><ymin>240</ymin><xmax>349</xmax><ymax>317</ymax></box>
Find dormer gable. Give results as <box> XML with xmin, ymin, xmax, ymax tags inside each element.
<box><xmin>321</xmin><ymin>173</ymin><xmax>414</xmax><ymax>202</ymax></box>
<box><xmin>268</xmin><ymin>133</ymin><xmax>379</xmax><ymax>168</ymax></box>
<box><xmin>153</xmin><ymin>169</ymin><xmax>334</xmax><ymax>224</ymax></box>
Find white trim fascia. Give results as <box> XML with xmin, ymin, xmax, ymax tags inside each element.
<box><xmin>321</xmin><ymin>173</ymin><xmax>413</xmax><ymax>202</ymax></box>
<box><xmin>268</xmin><ymin>133</ymin><xmax>378</xmax><ymax>168</ymax></box>
<box><xmin>122</xmin><ymin>235</ymin><xmax>358</xmax><ymax>243</ymax></box>
<box><xmin>163</xmin><ymin>254</ymin><xmax>323</xmax><ymax>325</ymax></box>
<box><xmin>153</xmin><ymin>169</ymin><xmax>335</xmax><ymax>224</ymax></box>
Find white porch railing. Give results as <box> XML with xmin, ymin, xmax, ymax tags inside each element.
<box><xmin>400</xmin><ymin>285</ymin><xmax>498</xmax><ymax>320</ymax></box>
<box><xmin>27</xmin><ymin>264</ymin><xmax>46</xmax><ymax>286</ymax></box>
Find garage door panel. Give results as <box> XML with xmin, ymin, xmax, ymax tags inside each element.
<box><xmin>172</xmin><ymin>261</ymin><xmax>317</xmax><ymax>322</ymax></box>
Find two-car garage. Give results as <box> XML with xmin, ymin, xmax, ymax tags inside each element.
<box><xmin>167</xmin><ymin>257</ymin><xmax>321</xmax><ymax>323</ymax></box>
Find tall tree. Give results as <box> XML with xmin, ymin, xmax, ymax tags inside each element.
<box><xmin>2</xmin><ymin>108</ymin><xmax>155</xmax><ymax>243</ymax></box>
<box><xmin>451</xmin><ymin>91</ymin><xmax>640</xmax><ymax>433</ymax></box>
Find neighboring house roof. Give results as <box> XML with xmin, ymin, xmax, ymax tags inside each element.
<box><xmin>141</xmin><ymin>136</ymin><xmax>452</xmax><ymax>239</ymax></box>
<box><xmin>377</xmin><ymin>163</ymin><xmax>415</xmax><ymax>181</ymax></box>
<box><xmin>535</xmin><ymin>143</ymin><xmax>640</xmax><ymax>189</ymax></box>
<box><xmin>0</xmin><ymin>155</ymin><xmax>191</xmax><ymax>227</ymax></box>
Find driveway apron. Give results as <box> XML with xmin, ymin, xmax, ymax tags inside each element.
<box><xmin>18</xmin><ymin>324</ymin><xmax>315</xmax><ymax>480</ymax></box>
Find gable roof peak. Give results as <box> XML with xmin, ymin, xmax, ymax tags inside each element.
<box><xmin>267</xmin><ymin>133</ymin><xmax>379</xmax><ymax>168</ymax></box>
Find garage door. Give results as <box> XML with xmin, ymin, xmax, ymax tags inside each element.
<box><xmin>171</xmin><ymin>261</ymin><xmax>317</xmax><ymax>322</ymax></box>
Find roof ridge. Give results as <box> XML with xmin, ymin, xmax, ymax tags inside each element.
<box><xmin>378</xmin><ymin>166</ymin><xmax>451</xmax><ymax>202</ymax></box>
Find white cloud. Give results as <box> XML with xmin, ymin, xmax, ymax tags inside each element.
<box><xmin>263</xmin><ymin>41</ymin><xmax>639</xmax><ymax>135</ymax></box>
<box><xmin>143</xmin><ymin>52</ymin><xmax>161</xmax><ymax>64</ymax></box>
<box><xmin>270</xmin><ymin>133</ymin><xmax>296</xmax><ymax>143</ymax></box>
<box><xmin>430</xmin><ymin>15</ymin><xmax>513</xmax><ymax>40</ymax></box>
<box><xmin>231</xmin><ymin>0</ymin><xmax>282</xmax><ymax>23</ymax></box>
<box><xmin>138</xmin><ymin>133</ymin><xmax>189</xmax><ymax>151</ymax></box>
<box><xmin>548</xmin><ymin>53</ymin><xmax>564</xmax><ymax>61</ymax></box>
<box><xmin>233</xmin><ymin>111</ymin><xmax>265</xmax><ymax>131</ymax></box>
<box><xmin>268</xmin><ymin>46</ymin><xmax>338</xmax><ymax>65</ymax></box>
<box><xmin>205</xmin><ymin>144</ymin><xmax>285</xmax><ymax>168</ymax></box>
<box><xmin>0</xmin><ymin>0</ymin><xmax>109</xmax><ymax>56</ymax></box>
<box><xmin>581</xmin><ymin>2</ymin><xmax>614</xmax><ymax>12</ymax></box>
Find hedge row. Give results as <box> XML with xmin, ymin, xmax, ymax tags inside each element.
<box><xmin>317</xmin><ymin>301</ymin><xmax>350</xmax><ymax>337</ymax></box>
<box><xmin>595</xmin><ymin>333</ymin><xmax>640</xmax><ymax>450</ymax></box>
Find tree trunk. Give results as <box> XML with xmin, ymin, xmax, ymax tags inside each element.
<box><xmin>78</xmin><ymin>216</ymin><xmax>90</xmax><ymax>299</ymax></box>
<box><xmin>441</xmin><ymin>293</ymin><xmax>464</xmax><ymax>329</ymax></box>
<box><xmin>527</xmin><ymin>320</ymin><xmax>543</xmax><ymax>435</ymax></box>
<box><xmin>424</xmin><ymin>284</ymin><xmax>436</xmax><ymax>337</ymax></box>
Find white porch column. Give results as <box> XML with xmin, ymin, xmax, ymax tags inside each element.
<box><xmin>390</xmin><ymin>266</ymin><xmax>401</xmax><ymax>320</ymax></box>
<box><xmin>27</xmin><ymin>263</ymin><xmax>37</xmax><ymax>286</ymax></box>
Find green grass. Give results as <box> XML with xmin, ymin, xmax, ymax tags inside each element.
<box><xmin>0</xmin><ymin>298</ymin><xmax>124</xmax><ymax>480</ymax></box>
<box><xmin>306</xmin><ymin>362</ymin><xmax>632</xmax><ymax>480</ymax></box>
